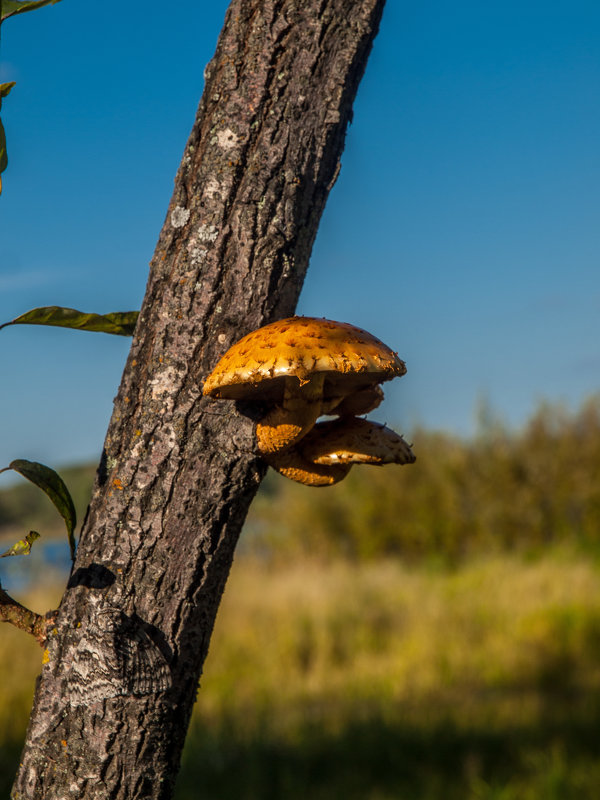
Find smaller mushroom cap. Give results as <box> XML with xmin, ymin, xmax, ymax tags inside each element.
<box><xmin>300</xmin><ymin>417</ymin><xmax>416</xmax><ymax>466</ymax></box>
<box><xmin>202</xmin><ymin>316</ymin><xmax>406</xmax><ymax>404</ymax></box>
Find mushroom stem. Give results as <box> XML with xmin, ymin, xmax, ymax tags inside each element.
<box><xmin>265</xmin><ymin>447</ymin><xmax>352</xmax><ymax>486</ymax></box>
<box><xmin>256</xmin><ymin>373</ymin><xmax>325</xmax><ymax>454</ymax></box>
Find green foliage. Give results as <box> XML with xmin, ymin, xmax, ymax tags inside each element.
<box><xmin>0</xmin><ymin>462</ymin><xmax>94</xmax><ymax>536</ymax></box>
<box><xmin>0</xmin><ymin>530</ymin><xmax>39</xmax><ymax>558</ymax></box>
<box><xmin>0</xmin><ymin>83</ymin><xmax>15</xmax><ymax>188</ymax></box>
<box><xmin>0</xmin><ymin>0</ymin><xmax>62</xmax><ymax>192</ymax></box>
<box><xmin>248</xmin><ymin>395</ymin><xmax>600</xmax><ymax>563</ymax></box>
<box><xmin>0</xmin><ymin>0</ymin><xmax>61</xmax><ymax>22</ymax></box>
<box><xmin>0</xmin><ymin>306</ymin><xmax>140</xmax><ymax>336</ymax></box>
<box><xmin>0</xmin><ymin>82</ymin><xmax>15</xmax><ymax>100</ymax></box>
<box><xmin>0</xmin><ymin>460</ymin><xmax>77</xmax><ymax>560</ymax></box>
<box><xmin>0</xmin><ymin>116</ymin><xmax>7</xmax><ymax>178</ymax></box>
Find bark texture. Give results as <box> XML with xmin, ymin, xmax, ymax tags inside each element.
<box><xmin>12</xmin><ymin>1</ymin><xmax>385</xmax><ymax>797</ymax></box>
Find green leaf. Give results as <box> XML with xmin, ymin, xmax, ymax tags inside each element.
<box><xmin>0</xmin><ymin>531</ymin><xmax>40</xmax><ymax>558</ymax></box>
<box><xmin>0</xmin><ymin>83</ymin><xmax>15</xmax><ymax>194</ymax></box>
<box><xmin>3</xmin><ymin>460</ymin><xmax>77</xmax><ymax>561</ymax></box>
<box><xmin>0</xmin><ymin>82</ymin><xmax>16</xmax><ymax>102</ymax></box>
<box><xmin>0</xmin><ymin>116</ymin><xmax>7</xmax><ymax>178</ymax></box>
<box><xmin>1</xmin><ymin>0</ymin><xmax>61</xmax><ymax>22</ymax></box>
<box><xmin>0</xmin><ymin>306</ymin><xmax>140</xmax><ymax>336</ymax></box>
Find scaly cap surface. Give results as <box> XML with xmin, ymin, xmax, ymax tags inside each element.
<box><xmin>300</xmin><ymin>417</ymin><xmax>416</xmax><ymax>466</ymax></box>
<box><xmin>203</xmin><ymin>316</ymin><xmax>406</xmax><ymax>400</ymax></box>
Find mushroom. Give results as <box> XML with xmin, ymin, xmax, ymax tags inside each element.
<box><xmin>266</xmin><ymin>449</ymin><xmax>352</xmax><ymax>487</ymax></box>
<box><xmin>202</xmin><ymin>316</ymin><xmax>406</xmax><ymax>455</ymax></box>
<box><xmin>301</xmin><ymin>416</ymin><xmax>416</xmax><ymax>466</ymax></box>
<box><xmin>270</xmin><ymin>417</ymin><xmax>416</xmax><ymax>486</ymax></box>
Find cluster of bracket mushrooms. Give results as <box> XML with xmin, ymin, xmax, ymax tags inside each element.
<box><xmin>202</xmin><ymin>316</ymin><xmax>415</xmax><ymax>486</ymax></box>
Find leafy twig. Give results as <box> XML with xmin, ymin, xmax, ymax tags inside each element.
<box><xmin>0</xmin><ymin>306</ymin><xmax>139</xmax><ymax>336</ymax></box>
<box><xmin>0</xmin><ymin>460</ymin><xmax>77</xmax><ymax>560</ymax></box>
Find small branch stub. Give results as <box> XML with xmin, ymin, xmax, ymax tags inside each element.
<box><xmin>0</xmin><ymin>586</ymin><xmax>48</xmax><ymax>646</ymax></box>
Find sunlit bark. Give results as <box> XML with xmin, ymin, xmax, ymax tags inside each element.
<box><xmin>12</xmin><ymin>1</ymin><xmax>386</xmax><ymax>796</ymax></box>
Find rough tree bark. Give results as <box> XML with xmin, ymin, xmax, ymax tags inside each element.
<box><xmin>12</xmin><ymin>0</ymin><xmax>386</xmax><ymax>797</ymax></box>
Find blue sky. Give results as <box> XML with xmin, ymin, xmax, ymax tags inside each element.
<box><xmin>0</xmin><ymin>0</ymin><xmax>599</xmax><ymax>470</ymax></box>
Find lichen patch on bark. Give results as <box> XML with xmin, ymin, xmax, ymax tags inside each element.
<box><xmin>170</xmin><ymin>206</ymin><xmax>191</xmax><ymax>228</ymax></box>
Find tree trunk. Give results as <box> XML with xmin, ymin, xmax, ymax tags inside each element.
<box><xmin>12</xmin><ymin>1</ymin><xmax>385</xmax><ymax>797</ymax></box>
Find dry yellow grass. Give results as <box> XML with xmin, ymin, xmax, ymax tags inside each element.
<box><xmin>2</xmin><ymin>551</ymin><xmax>600</xmax><ymax>798</ymax></box>
<box><xmin>194</xmin><ymin>549</ymin><xmax>600</xmax><ymax>732</ymax></box>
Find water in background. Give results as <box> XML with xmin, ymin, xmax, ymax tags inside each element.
<box><xmin>0</xmin><ymin>538</ymin><xmax>71</xmax><ymax>593</ymax></box>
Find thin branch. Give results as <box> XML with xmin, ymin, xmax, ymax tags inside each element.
<box><xmin>0</xmin><ymin>586</ymin><xmax>49</xmax><ymax>646</ymax></box>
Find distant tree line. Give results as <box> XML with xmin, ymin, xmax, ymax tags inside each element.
<box><xmin>247</xmin><ymin>395</ymin><xmax>600</xmax><ymax>562</ymax></box>
<box><xmin>2</xmin><ymin>396</ymin><xmax>599</xmax><ymax>564</ymax></box>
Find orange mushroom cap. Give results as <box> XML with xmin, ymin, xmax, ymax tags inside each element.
<box><xmin>300</xmin><ymin>417</ymin><xmax>416</xmax><ymax>467</ymax></box>
<box><xmin>202</xmin><ymin>316</ymin><xmax>406</xmax><ymax>405</ymax></box>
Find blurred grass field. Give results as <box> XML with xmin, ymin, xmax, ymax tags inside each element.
<box><xmin>1</xmin><ymin>397</ymin><xmax>600</xmax><ymax>797</ymax></box>
<box><xmin>178</xmin><ymin>551</ymin><xmax>600</xmax><ymax>800</ymax></box>
<box><xmin>2</xmin><ymin>551</ymin><xmax>600</xmax><ymax>798</ymax></box>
